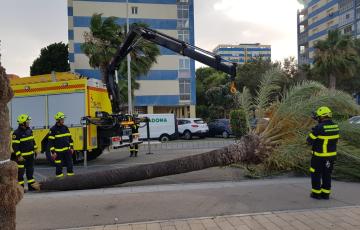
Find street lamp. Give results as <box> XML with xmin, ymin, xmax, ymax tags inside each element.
<box><xmin>126</xmin><ymin>0</ymin><xmax>132</xmax><ymax>115</ymax></box>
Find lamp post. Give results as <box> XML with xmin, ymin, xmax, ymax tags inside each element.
<box><xmin>126</xmin><ymin>0</ymin><xmax>132</xmax><ymax>115</ymax></box>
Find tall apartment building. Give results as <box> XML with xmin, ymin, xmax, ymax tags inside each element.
<box><xmin>67</xmin><ymin>0</ymin><xmax>196</xmax><ymax>117</ymax></box>
<box><xmin>213</xmin><ymin>43</ymin><xmax>271</xmax><ymax>64</ymax></box>
<box><xmin>297</xmin><ymin>0</ymin><xmax>360</xmax><ymax>65</ymax></box>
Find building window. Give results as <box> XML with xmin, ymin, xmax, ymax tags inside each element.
<box><xmin>179</xmin><ymin>59</ymin><xmax>190</xmax><ymax>70</ymax></box>
<box><xmin>357</xmin><ymin>21</ymin><xmax>360</xmax><ymax>33</ymax></box>
<box><xmin>357</xmin><ymin>7</ymin><xmax>360</xmax><ymax>19</ymax></box>
<box><xmin>311</xmin><ymin>4</ymin><xmax>318</xmax><ymax>11</ymax></box>
<box><xmin>178</xmin><ymin>30</ymin><xmax>190</xmax><ymax>43</ymax></box>
<box><xmin>343</xmin><ymin>25</ymin><xmax>353</xmax><ymax>34</ymax></box>
<box><xmin>179</xmin><ymin>79</ymin><xmax>191</xmax><ymax>101</ymax></box>
<box><xmin>131</xmin><ymin>6</ymin><xmax>138</xmax><ymax>15</ymax></box>
<box><xmin>339</xmin><ymin>0</ymin><xmax>353</xmax><ymax>13</ymax></box>
<box><xmin>177</xmin><ymin>19</ymin><xmax>189</xmax><ymax>28</ymax></box>
<box><xmin>177</xmin><ymin>5</ymin><xmax>189</xmax><ymax>19</ymax></box>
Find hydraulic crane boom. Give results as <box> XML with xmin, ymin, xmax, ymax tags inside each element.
<box><xmin>105</xmin><ymin>26</ymin><xmax>237</xmax><ymax>114</ymax></box>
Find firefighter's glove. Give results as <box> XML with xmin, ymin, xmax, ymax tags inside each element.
<box><xmin>70</xmin><ymin>149</ymin><xmax>74</xmax><ymax>155</ymax></box>
<box><xmin>17</xmin><ymin>155</ymin><xmax>25</xmax><ymax>163</ymax></box>
<box><xmin>51</xmin><ymin>152</ymin><xmax>57</xmax><ymax>161</ymax></box>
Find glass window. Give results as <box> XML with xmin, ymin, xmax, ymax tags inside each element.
<box><xmin>131</xmin><ymin>6</ymin><xmax>138</xmax><ymax>15</ymax></box>
<box><xmin>343</xmin><ymin>25</ymin><xmax>353</xmax><ymax>34</ymax></box>
<box><xmin>177</xmin><ymin>5</ymin><xmax>189</xmax><ymax>19</ymax></box>
<box><xmin>179</xmin><ymin>79</ymin><xmax>191</xmax><ymax>101</ymax></box>
<box><xmin>179</xmin><ymin>59</ymin><xmax>190</xmax><ymax>69</ymax></box>
<box><xmin>178</xmin><ymin>30</ymin><xmax>190</xmax><ymax>43</ymax></box>
<box><xmin>177</xmin><ymin>19</ymin><xmax>189</xmax><ymax>28</ymax></box>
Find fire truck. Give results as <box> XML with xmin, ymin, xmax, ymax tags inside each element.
<box><xmin>9</xmin><ymin>26</ymin><xmax>237</xmax><ymax>162</ymax></box>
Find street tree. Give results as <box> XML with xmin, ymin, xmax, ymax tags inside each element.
<box><xmin>313</xmin><ymin>29</ymin><xmax>360</xmax><ymax>89</ymax></box>
<box><xmin>30</xmin><ymin>42</ymin><xmax>70</xmax><ymax>76</ymax></box>
<box><xmin>81</xmin><ymin>13</ymin><xmax>159</xmax><ymax>108</ymax></box>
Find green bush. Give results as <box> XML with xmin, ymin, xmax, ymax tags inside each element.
<box><xmin>230</xmin><ymin>109</ymin><xmax>248</xmax><ymax>138</ymax></box>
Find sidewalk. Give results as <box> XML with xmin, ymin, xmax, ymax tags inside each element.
<box><xmin>17</xmin><ymin>178</ymin><xmax>360</xmax><ymax>230</ymax></box>
<box><xmin>65</xmin><ymin>206</ymin><xmax>360</xmax><ymax>230</ymax></box>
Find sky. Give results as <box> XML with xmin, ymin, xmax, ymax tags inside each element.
<box><xmin>0</xmin><ymin>0</ymin><xmax>303</xmax><ymax>76</ymax></box>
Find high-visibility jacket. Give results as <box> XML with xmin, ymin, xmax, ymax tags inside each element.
<box><xmin>131</xmin><ymin>124</ymin><xmax>140</xmax><ymax>135</ymax></box>
<box><xmin>307</xmin><ymin>120</ymin><xmax>339</xmax><ymax>157</ymax></box>
<box><xmin>48</xmin><ymin>124</ymin><xmax>74</xmax><ymax>152</ymax></box>
<box><xmin>12</xmin><ymin>126</ymin><xmax>37</xmax><ymax>157</ymax></box>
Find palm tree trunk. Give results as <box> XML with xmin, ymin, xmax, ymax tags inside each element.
<box><xmin>329</xmin><ymin>74</ymin><xmax>336</xmax><ymax>90</ymax></box>
<box><xmin>0</xmin><ymin>62</ymin><xmax>23</xmax><ymax>229</ymax></box>
<box><xmin>40</xmin><ymin>134</ymin><xmax>262</xmax><ymax>191</ymax></box>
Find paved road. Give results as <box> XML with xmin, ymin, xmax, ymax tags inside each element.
<box><xmin>65</xmin><ymin>206</ymin><xmax>360</xmax><ymax>230</ymax></box>
<box><xmin>17</xmin><ymin>178</ymin><xmax>360</xmax><ymax>230</ymax></box>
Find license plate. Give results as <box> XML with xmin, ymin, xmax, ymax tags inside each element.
<box><xmin>111</xmin><ymin>136</ymin><xmax>121</xmax><ymax>147</ymax></box>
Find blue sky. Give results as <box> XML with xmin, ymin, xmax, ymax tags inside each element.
<box><xmin>0</xmin><ymin>0</ymin><xmax>302</xmax><ymax>76</ymax></box>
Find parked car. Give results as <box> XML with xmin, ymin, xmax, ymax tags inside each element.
<box><xmin>177</xmin><ymin>118</ymin><xmax>209</xmax><ymax>140</ymax></box>
<box><xmin>207</xmin><ymin>119</ymin><xmax>232</xmax><ymax>138</ymax></box>
<box><xmin>349</xmin><ymin>116</ymin><xmax>360</xmax><ymax>124</ymax></box>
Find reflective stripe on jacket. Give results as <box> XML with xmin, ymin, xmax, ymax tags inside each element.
<box><xmin>12</xmin><ymin>126</ymin><xmax>37</xmax><ymax>157</ymax></box>
<box><xmin>48</xmin><ymin>124</ymin><xmax>74</xmax><ymax>152</ymax></box>
<box><xmin>307</xmin><ymin>120</ymin><xmax>339</xmax><ymax>157</ymax></box>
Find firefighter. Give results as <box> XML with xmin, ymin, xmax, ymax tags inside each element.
<box><xmin>129</xmin><ymin>122</ymin><xmax>140</xmax><ymax>157</ymax></box>
<box><xmin>11</xmin><ymin>114</ymin><xmax>37</xmax><ymax>191</ymax></box>
<box><xmin>307</xmin><ymin>106</ymin><xmax>339</xmax><ymax>200</ymax></box>
<box><xmin>48</xmin><ymin>112</ymin><xmax>75</xmax><ymax>178</ymax></box>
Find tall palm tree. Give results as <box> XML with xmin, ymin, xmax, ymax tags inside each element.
<box><xmin>38</xmin><ymin>69</ymin><xmax>360</xmax><ymax>191</ymax></box>
<box><xmin>81</xmin><ymin>14</ymin><xmax>160</xmax><ymax>108</ymax></box>
<box><xmin>313</xmin><ymin>29</ymin><xmax>360</xmax><ymax>89</ymax></box>
<box><xmin>0</xmin><ymin>58</ymin><xmax>23</xmax><ymax>229</ymax></box>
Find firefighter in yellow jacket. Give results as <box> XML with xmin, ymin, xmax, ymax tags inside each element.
<box><xmin>307</xmin><ymin>106</ymin><xmax>339</xmax><ymax>200</ymax></box>
<box><xmin>129</xmin><ymin>123</ymin><xmax>140</xmax><ymax>157</ymax></box>
<box><xmin>48</xmin><ymin>112</ymin><xmax>75</xmax><ymax>178</ymax></box>
<box><xmin>12</xmin><ymin>114</ymin><xmax>37</xmax><ymax>191</ymax></box>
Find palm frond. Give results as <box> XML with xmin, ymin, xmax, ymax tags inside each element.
<box><xmin>255</xmin><ymin>67</ymin><xmax>282</xmax><ymax>118</ymax></box>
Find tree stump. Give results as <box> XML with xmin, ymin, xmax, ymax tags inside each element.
<box><xmin>0</xmin><ymin>59</ymin><xmax>23</xmax><ymax>230</ymax></box>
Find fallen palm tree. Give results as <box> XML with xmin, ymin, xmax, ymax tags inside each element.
<box><xmin>0</xmin><ymin>57</ymin><xmax>23</xmax><ymax>229</ymax></box>
<box><xmin>38</xmin><ymin>69</ymin><xmax>360</xmax><ymax>191</ymax></box>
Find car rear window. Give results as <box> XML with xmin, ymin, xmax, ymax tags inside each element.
<box><xmin>194</xmin><ymin>119</ymin><xmax>205</xmax><ymax>124</ymax></box>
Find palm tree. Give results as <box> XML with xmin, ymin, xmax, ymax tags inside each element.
<box><xmin>81</xmin><ymin>13</ymin><xmax>160</xmax><ymax>108</ymax></box>
<box><xmin>38</xmin><ymin>69</ymin><xmax>360</xmax><ymax>191</ymax></box>
<box><xmin>313</xmin><ymin>29</ymin><xmax>360</xmax><ymax>90</ymax></box>
<box><xmin>0</xmin><ymin>58</ymin><xmax>23</xmax><ymax>229</ymax></box>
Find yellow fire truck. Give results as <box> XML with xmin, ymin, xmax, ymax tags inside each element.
<box><xmin>9</xmin><ymin>72</ymin><xmax>137</xmax><ymax>162</ymax></box>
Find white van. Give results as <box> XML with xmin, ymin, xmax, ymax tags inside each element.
<box><xmin>138</xmin><ymin>114</ymin><xmax>178</xmax><ymax>142</ymax></box>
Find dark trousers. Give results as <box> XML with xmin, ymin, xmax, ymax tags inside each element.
<box><xmin>55</xmin><ymin>150</ymin><xmax>74</xmax><ymax>177</ymax></box>
<box><xmin>17</xmin><ymin>155</ymin><xmax>35</xmax><ymax>188</ymax></box>
<box><xmin>310</xmin><ymin>156</ymin><xmax>335</xmax><ymax>196</ymax></box>
<box><xmin>129</xmin><ymin>144</ymin><xmax>139</xmax><ymax>157</ymax></box>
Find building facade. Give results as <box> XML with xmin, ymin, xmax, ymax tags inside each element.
<box><xmin>213</xmin><ymin>43</ymin><xmax>271</xmax><ymax>64</ymax></box>
<box><xmin>67</xmin><ymin>0</ymin><xmax>196</xmax><ymax>117</ymax></box>
<box><xmin>297</xmin><ymin>0</ymin><xmax>360</xmax><ymax>65</ymax></box>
